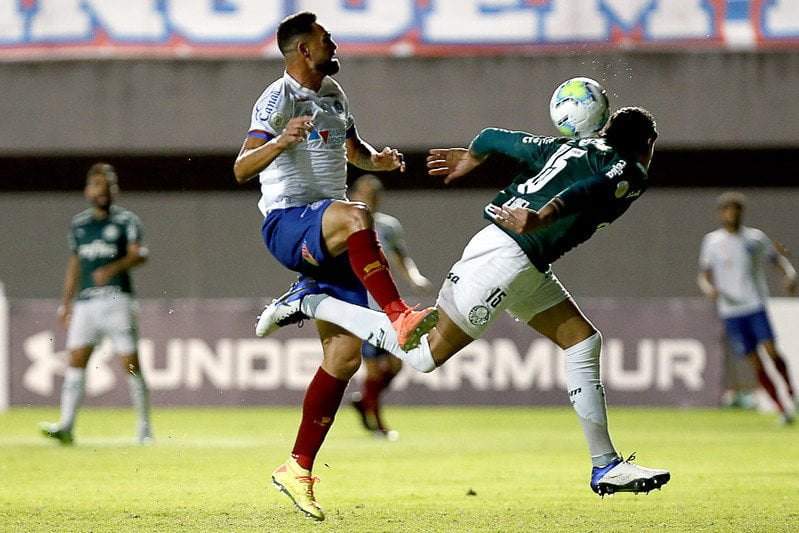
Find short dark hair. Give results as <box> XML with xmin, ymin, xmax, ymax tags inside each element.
<box><xmin>717</xmin><ymin>191</ymin><xmax>746</xmax><ymax>209</ymax></box>
<box><xmin>86</xmin><ymin>162</ymin><xmax>117</xmax><ymax>187</ymax></box>
<box><xmin>603</xmin><ymin>106</ymin><xmax>658</xmax><ymax>156</ymax></box>
<box><xmin>277</xmin><ymin>11</ymin><xmax>317</xmax><ymax>56</ymax></box>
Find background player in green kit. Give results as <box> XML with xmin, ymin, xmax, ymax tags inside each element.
<box><xmin>39</xmin><ymin>163</ymin><xmax>153</xmax><ymax>445</ymax></box>
<box><xmin>260</xmin><ymin>106</ymin><xmax>671</xmax><ymax>497</ymax></box>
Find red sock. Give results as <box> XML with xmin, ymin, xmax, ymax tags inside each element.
<box><xmin>347</xmin><ymin>229</ymin><xmax>406</xmax><ymax>320</ymax></box>
<box><xmin>363</xmin><ymin>368</ymin><xmax>397</xmax><ymax>431</ymax></box>
<box><xmin>756</xmin><ymin>367</ymin><xmax>785</xmax><ymax>414</ymax></box>
<box><xmin>772</xmin><ymin>356</ymin><xmax>795</xmax><ymax>397</ymax></box>
<box><xmin>291</xmin><ymin>367</ymin><xmax>349</xmax><ymax>471</ymax></box>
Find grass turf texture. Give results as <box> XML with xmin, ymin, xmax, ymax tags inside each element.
<box><xmin>1</xmin><ymin>406</ymin><xmax>797</xmax><ymax>532</ymax></box>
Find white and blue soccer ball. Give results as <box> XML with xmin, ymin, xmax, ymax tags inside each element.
<box><xmin>549</xmin><ymin>77</ymin><xmax>610</xmax><ymax>138</ymax></box>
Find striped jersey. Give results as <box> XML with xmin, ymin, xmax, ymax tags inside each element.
<box><xmin>247</xmin><ymin>71</ymin><xmax>355</xmax><ymax>215</ymax></box>
<box><xmin>699</xmin><ymin>226</ymin><xmax>777</xmax><ymax>318</ymax></box>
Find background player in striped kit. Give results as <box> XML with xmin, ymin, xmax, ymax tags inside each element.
<box><xmin>348</xmin><ymin>174</ymin><xmax>433</xmax><ymax>439</ymax></box>
<box><xmin>39</xmin><ymin>163</ymin><xmax>152</xmax><ymax>445</ymax></box>
<box><xmin>698</xmin><ymin>191</ymin><xmax>798</xmax><ymax>424</ymax></box>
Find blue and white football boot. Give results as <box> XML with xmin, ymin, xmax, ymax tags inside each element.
<box><xmin>255</xmin><ymin>277</ymin><xmax>320</xmax><ymax>337</ymax></box>
<box><xmin>590</xmin><ymin>453</ymin><xmax>670</xmax><ymax>497</ymax></box>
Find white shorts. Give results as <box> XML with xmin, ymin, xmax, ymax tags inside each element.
<box><xmin>66</xmin><ymin>293</ymin><xmax>140</xmax><ymax>354</ymax></box>
<box><xmin>436</xmin><ymin>224</ymin><xmax>570</xmax><ymax>339</ymax></box>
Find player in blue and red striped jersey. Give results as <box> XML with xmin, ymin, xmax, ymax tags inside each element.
<box><xmin>698</xmin><ymin>191</ymin><xmax>798</xmax><ymax>425</ymax></box>
<box><xmin>232</xmin><ymin>11</ymin><xmax>437</xmax><ymax>522</ymax></box>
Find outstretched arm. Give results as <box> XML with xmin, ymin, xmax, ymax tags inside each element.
<box><xmin>770</xmin><ymin>244</ymin><xmax>797</xmax><ymax>296</ymax></box>
<box><xmin>426</xmin><ymin>147</ymin><xmax>486</xmax><ymax>184</ymax></box>
<box><xmin>345</xmin><ymin>126</ymin><xmax>405</xmax><ymax>172</ymax></box>
<box><xmin>387</xmin><ymin>249</ymin><xmax>434</xmax><ymax>295</ymax></box>
<box><xmin>484</xmin><ymin>202</ymin><xmax>559</xmax><ymax>235</ymax></box>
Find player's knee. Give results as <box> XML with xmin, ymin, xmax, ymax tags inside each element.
<box><xmin>344</xmin><ymin>202</ymin><xmax>374</xmax><ymax>233</ymax></box>
<box><xmin>565</xmin><ymin>331</ymin><xmax>602</xmax><ymax>364</ymax></box>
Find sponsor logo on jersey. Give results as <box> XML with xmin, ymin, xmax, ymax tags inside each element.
<box><xmin>615</xmin><ymin>181</ymin><xmax>629</xmax><ymax>198</ymax></box>
<box><xmin>301</xmin><ymin>242</ymin><xmax>319</xmax><ymax>267</ymax></box>
<box><xmin>268</xmin><ymin>111</ymin><xmax>286</xmax><ymax>130</ymax></box>
<box><xmin>522</xmin><ymin>136</ymin><xmax>553</xmax><ymax>145</ymax></box>
<box><xmin>256</xmin><ymin>90</ymin><xmax>280</xmax><ymax>121</ymax></box>
<box><xmin>78</xmin><ymin>240</ymin><xmax>117</xmax><ymax>261</ymax></box>
<box><xmin>102</xmin><ymin>224</ymin><xmax>120</xmax><ymax>241</ymax></box>
<box><xmin>308</xmin><ymin>128</ymin><xmax>345</xmax><ymax>146</ymax></box>
<box><xmin>468</xmin><ymin>305</ymin><xmax>490</xmax><ymax>326</ymax></box>
<box><xmin>446</xmin><ymin>271</ymin><xmax>460</xmax><ymax>284</ymax></box>
<box><xmin>605</xmin><ymin>159</ymin><xmax>627</xmax><ymax>179</ymax></box>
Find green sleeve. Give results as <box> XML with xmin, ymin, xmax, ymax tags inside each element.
<box><xmin>553</xmin><ymin>175</ymin><xmax>613</xmax><ymax>217</ymax></box>
<box><xmin>470</xmin><ymin>128</ymin><xmax>542</xmax><ymax>161</ymax></box>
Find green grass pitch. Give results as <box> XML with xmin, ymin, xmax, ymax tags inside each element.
<box><xmin>1</xmin><ymin>406</ymin><xmax>797</xmax><ymax>532</ymax></box>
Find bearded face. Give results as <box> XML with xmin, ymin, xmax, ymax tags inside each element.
<box><xmin>316</xmin><ymin>57</ymin><xmax>340</xmax><ymax>76</ymax></box>
<box><xmin>307</xmin><ymin>22</ymin><xmax>340</xmax><ymax>76</ymax></box>
<box><xmin>84</xmin><ymin>174</ymin><xmax>116</xmax><ymax>211</ymax></box>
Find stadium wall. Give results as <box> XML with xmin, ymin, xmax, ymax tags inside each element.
<box><xmin>1</xmin><ymin>189</ymin><xmax>797</xmax><ymax>300</ymax></box>
<box><xmin>2</xmin><ymin>52</ymin><xmax>799</xmax><ymax>154</ymax></box>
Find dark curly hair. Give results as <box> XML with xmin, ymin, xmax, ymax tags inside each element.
<box><xmin>603</xmin><ymin>106</ymin><xmax>658</xmax><ymax>156</ymax></box>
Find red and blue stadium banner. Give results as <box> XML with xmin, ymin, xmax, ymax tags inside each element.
<box><xmin>1</xmin><ymin>1</ymin><xmax>798</xmax><ymax>60</ymax></box>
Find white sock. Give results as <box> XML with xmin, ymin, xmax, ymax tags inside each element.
<box><xmin>127</xmin><ymin>372</ymin><xmax>152</xmax><ymax>441</ymax></box>
<box><xmin>302</xmin><ymin>294</ymin><xmax>436</xmax><ymax>372</ymax></box>
<box><xmin>564</xmin><ymin>332</ymin><xmax>619</xmax><ymax>467</ymax></box>
<box><xmin>59</xmin><ymin>366</ymin><xmax>86</xmax><ymax>432</ymax></box>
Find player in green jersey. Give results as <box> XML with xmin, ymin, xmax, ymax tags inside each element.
<box><xmin>260</xmin><ymin>106</ymin><xmax>670</xmax><ymax>497</ymax></box>
<box><xmin>39</xmin><ymin>163</ymin><xmax>153</xmax><ymax>446</ymax></box>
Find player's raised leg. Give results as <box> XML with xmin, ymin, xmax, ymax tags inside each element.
<box><xmin>527</xmin><ymin>298</ymin><xmax>670</xmax><ymax>496</ymax></box>
<box><xmin>321</xmin><ymin>200</ymin><xmax>438</xmax><ymax>350</ymax></box>
<box><xmin>258</xmin><ymin>284</ymin><xmax>439</xmax><ymax>372</ymax></box>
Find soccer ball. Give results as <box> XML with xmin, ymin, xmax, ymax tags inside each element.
<box><xmin>549</xmin><ymin>77</ymin><xmax>610</xmax><ymax>138</ymax></box>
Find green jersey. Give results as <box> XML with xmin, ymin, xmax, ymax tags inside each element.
<box><xmin>472</xmin><ymin>128</ymin><xmax>649</xmax><ymax>272</ymax></box>
<box><xmin>68</xmin><ymin>205</ymin><xmax>143</xmax><ymax>300</ymax></box>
